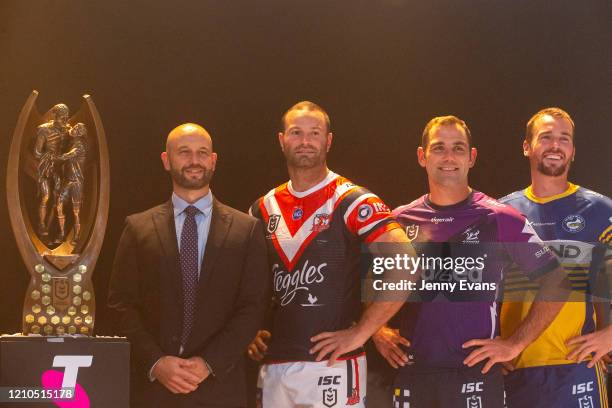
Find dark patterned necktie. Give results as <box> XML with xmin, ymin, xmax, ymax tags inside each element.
<box><xmin>180</xmin><ymin>205</ymin><xmax>200</xmax><ymax>347</ymax></box>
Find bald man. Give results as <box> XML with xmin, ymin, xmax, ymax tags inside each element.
<box><xmin>108</xmin><ymin>123</ymin><xmax>269</xmax><ymax>408</ymax></box>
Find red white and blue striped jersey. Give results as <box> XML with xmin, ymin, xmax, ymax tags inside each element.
<box><xmin>250</xmin><ymin>171</ymin><xmax>401</xmax><ymax>362</ymax></box>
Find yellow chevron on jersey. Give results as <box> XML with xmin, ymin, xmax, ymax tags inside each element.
<box><xmin>499</xmin><ymin>183</ymin><xmax>612</xmax><ymax>368</ymax></box>
<box><xmin>599</xmin><ymin>224</ymin><xmax>612</xmax><ymax>246</ymax></box>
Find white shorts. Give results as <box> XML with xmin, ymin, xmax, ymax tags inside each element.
<box><xmin>257</xmin><ymin>354</ymin><xmax>367</xmax><ymax>408</ymax></box>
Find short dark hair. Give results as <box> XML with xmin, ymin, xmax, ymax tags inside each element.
<box><xmin>422</xmin><ymin>115</ymin><xmax>472</xmax><ymax>148</ymax></box>
<box><xmin>525</xmin><ymin>107</ymin><xmax>575</xmax><ymax>143</ymax></box>
<box><xmin>281</xmin><ymin>101</ymin><xmax>331</xmax><ymax>133</ymax></box>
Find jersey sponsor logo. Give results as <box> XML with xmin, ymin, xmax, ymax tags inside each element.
<box><xmin>431</xmin><ymin>216</ymin><xmax>454</xmax><ymax>224</ymax></box>
<box><xmin>462</xmin><ymin>228</ymin><xmax>480</xmax><ymax>244</ymax></box>
<box><xmin>272</xmin><ymin>260</ymin><xmax>326</xmax><ymax>306</ymax></box>
<box><xmin>535</xmin><ymin>246</ymin><xmax>551</xmax><ymax>258</ymax></box>
<box><xmin>563</xmin><ymin>214</ymin><xmax>586</xmax><ymax>233</ymax></box>
<box><xmin>572</xmin><ymin>381</ymin><xmax>594</xmax><ymax>395</ymax></box>
<box><xmin>323</xmin><ymin>388</ymin><xmax>338</xmax><ymax>407</ymax></box>
<box><xmin>405</xmin><ymin>224</ymin><xmax>419</xmax><ymax>241</ymax></box>
<box><xmin>292</xmin><ymin>207</ymin><xmax>303</xmax><ymax>220</ymax></box>
<box><xmin>304</xmin><ymin>293</ymin><xmax>321</xmax><ymax>306</ymax></box>
<box><xmin>267</xmin><ymin>214</ymin><xmax>280</xmax><ymax>235</ymax></box>
<box><xmin>313</xmin><ymin>213</ymin><xmax>331</xmax><ymax>231</ymax></box>
<box><xmin>578</xmin><ymin>395</ymin><xmax>594</xmax><ymax>408</ymax></box>
<box><xmin>545</xmin><ymin>239</ymin><xmax>594</xmax><ymax>264</ymax></box>
<box><xmin>529</xmin><ymin>221</ymin><xmax>556</xmax><ymax>227</ymax></box>
<box><xmin>550</xmin><ymin>244</ymin><xmax>581</xmax><ymax>259</ymax></box>
<box><xmin>461</xmin><ymin>381</ymin><xmax>484</xmax><ymax>393</ymax></box>
<box><xmin>466</xmin><ymin>395</ymin><xmax>482</xmax><ymax>408</ymax></box>
<box><xmin>372</xmin><ymin>201</ymin><xmax>390</xmax><ymax>213</ymax></box>
<box><xmin>357</xmin><ymin>204</ymin><xmax>373</xmax><ymax>222</ymax></box>
<box><xmin>318</xmin><ymin>375</ymin><xmax>341</xmax><ymax>386</ymax></box>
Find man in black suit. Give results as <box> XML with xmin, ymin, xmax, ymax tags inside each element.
<box><xmin>108</xmin><ymin>123</ymin><xmax>268</xmax><ymax>408</ymax></box>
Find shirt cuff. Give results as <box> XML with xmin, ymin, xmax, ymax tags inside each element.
<box><xmin>203</xmin><ymin>359</ymin><xmax>214</xmax><ymax>376</ymax></box>
<box><xmin>148</xmin><ymin>357</ymin><xmax>163</xmax><ymax>382</ymax></box>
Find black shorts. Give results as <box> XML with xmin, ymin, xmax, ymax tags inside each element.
<box><xmin>392</xmin><ymin>363</ymin><xmax>504</xmax><ymax>408</ymax></box>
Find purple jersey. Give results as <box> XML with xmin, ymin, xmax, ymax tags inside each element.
<box><xmin>392</xmin><ymin>191</ymin><xmax>558</xmax><ymax>369</ymax></box>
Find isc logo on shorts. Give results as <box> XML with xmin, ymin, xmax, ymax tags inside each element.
<box><xmin>318</xmin><ymin>375</ymin><xmax>341</xmax><ymax>386</ymax></box>
<box><xmin>572</xmin><ymin>381</ymin><xmax>594</xmax><ymax>395</ymax></box>
<box><xmin>461</xmin><ymin>382</ymin><xmax>484</xmax><ymax>393</ymax></box>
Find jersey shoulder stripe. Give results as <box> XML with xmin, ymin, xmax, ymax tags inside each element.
<box><xmin>339</xmin><ymin>186</ymin><xmax>400</xmax><ymax>241</ymax></box>
<box><xmin>498</xmin><ymin>189</ymin><xmax>524</xmax><ymax>205</ymax></box>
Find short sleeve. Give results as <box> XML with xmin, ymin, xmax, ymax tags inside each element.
<box><xmin>343</xmin><ymin>191</ymin><xmax>402</xmax><ymax>243</ymax></box>
<box><xmin>497</xmin><ymin>206</ymin><xmax>560</xmax><ymax>279</ymax></box>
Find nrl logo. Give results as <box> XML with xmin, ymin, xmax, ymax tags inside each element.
<box><xmin>578</xmin><ymin>395</ymin><xmax>593</xmax><ymax>408</ymax></box>
<box><xmin>52</xmin><ymin>277</ymin><xmax>71</xmax><ymax>311</ymax></box>
<box><xmin>322</xmin><ymin>387</ymin><xmax>337</xmax><ymax>407</ymax></box>
<box><xmin>406</xmin><ymin>224</ymin><xmax>419</xmax><ymax>241</ymax></box>
<box><xmin>405</xmin><ymin>225</ymin><xmax>419</xmax><ymax>241</ymax></box>
<box><xmin>267</xmin><ymin>214</ymin><xmax>280</xmax><ymax>235</ymax></box>
<box><xmin>466</xmin><ymin>395</ymin><xmax>483</xmax><ymax>408</ymax></box>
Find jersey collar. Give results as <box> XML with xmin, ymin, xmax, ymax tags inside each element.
<box><xmin>524</xmin><ymin>182</ymin><xmax>580</xmax><ymax>204</ymax></box>
<box><xmin>287</xmin><ymin>170</ymin><xmax>338</xmax><ymax>198</ymax></box>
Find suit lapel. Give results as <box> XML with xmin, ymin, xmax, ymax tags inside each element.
<box><xmin>198</xmin><ymin>198</ymin><xmax>232</xmax><ymax>289</ymax></box>
<box><xmin>152</xmin><ymin>200</ymin><xmax>182</xmax><ymax>299</ymax></box>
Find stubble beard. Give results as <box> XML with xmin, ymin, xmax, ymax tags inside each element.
<box><xmin>285</xmin><ymin>147</ymin><xmax>326</xmax><ymax>169</ymax></box>
<box><xmin>536</xmin><ymin>152</ymin><xmax>571</xmax><ymax>177</ymax></box>
<box><xmin>170</xmin><ymin>164</ymin><xmax>214</xmax><ymax>190</ymax></box>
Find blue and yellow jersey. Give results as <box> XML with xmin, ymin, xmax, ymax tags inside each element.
<box><xmin>499</xmin><ymin>183</ymin><xmax>612</xmax><ymax>368</ymax></box>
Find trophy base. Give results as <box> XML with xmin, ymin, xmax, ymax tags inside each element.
<box><xmin>23</xmin><ymin>263</ymin><xmax>95</xmax><ymax>336</ymax></box>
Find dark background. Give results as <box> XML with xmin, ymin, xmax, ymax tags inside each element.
<box><xmin>1</xmin><ymin>0</ymin><xmax>611</xmax><ymax>336</ymax></box>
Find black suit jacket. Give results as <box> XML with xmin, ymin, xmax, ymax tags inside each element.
<box><xmin>108</xmin><ymin>198</ymin><xmax>269</xmax><ymax>408</ymax></box>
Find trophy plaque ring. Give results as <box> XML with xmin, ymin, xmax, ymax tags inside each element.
<box><xmin>6</xmin><ymin>91</ymin><xmax>109</xmax><ymax>336</ymax></box>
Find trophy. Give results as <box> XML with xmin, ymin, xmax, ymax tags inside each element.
<box><xmin>6</xmin><ymin>91</ymin><xmax>109</xmax><ymax>336</ymax></box>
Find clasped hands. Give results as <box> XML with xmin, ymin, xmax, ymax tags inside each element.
<box><xmin>152</xmin><ymin>355</ymin><xmax>210</xmax><ymax>394</ymax></box>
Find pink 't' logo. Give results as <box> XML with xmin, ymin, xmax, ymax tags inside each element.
<box><xmin>42</xmin><ymin>369</ymin><xmax>90</xmax><ymax>408</ymax></box>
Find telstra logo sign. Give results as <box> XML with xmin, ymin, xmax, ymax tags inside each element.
<box><xmin>42</xmin><ymin>355</ymin><xmax>93</xmax><ymax>408</ymax></box>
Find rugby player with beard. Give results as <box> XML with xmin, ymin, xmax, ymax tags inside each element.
<box><xmin>499</xmin><ymin>108</ymin><xmax>611</xmax><ymax>408</ymax></box>
<box><xmin>248</xmin><ymin>101</ymin><xmax>417</xmax><ymax>407</ymax></box>
<box><xmin>372</xmin><ymin>115</ymin><xmax>569</xmax><ymax>407</ymax></box>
